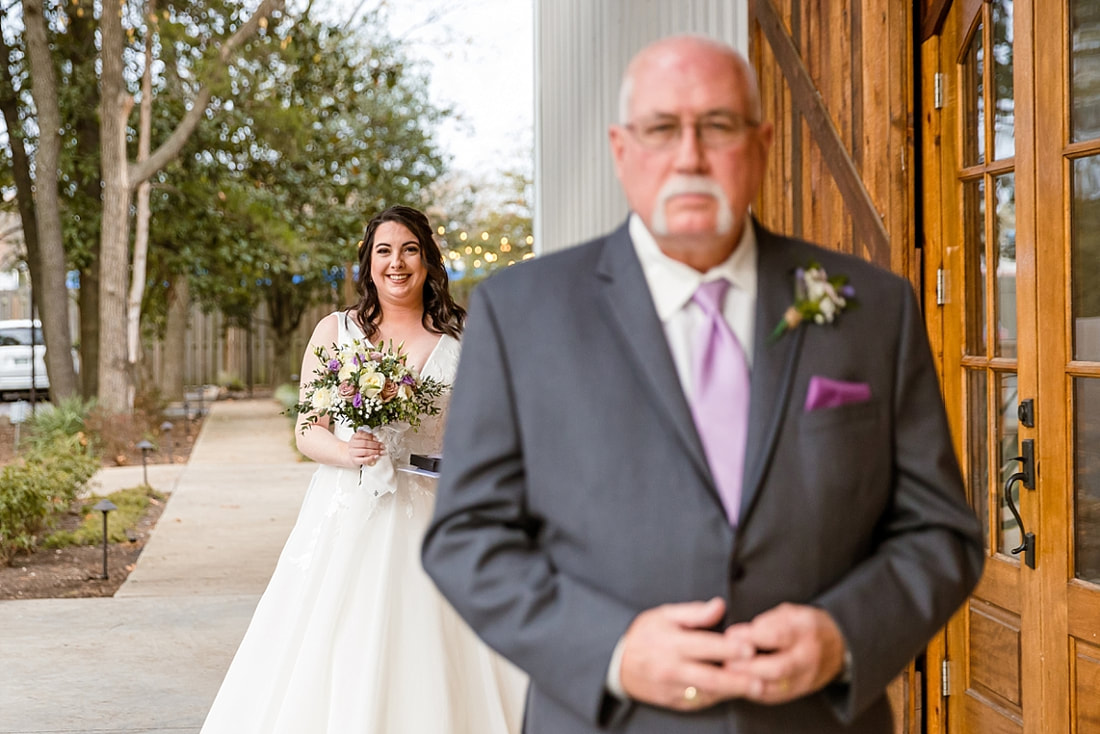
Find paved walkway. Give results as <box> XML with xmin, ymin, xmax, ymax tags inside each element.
<box><xmin>0</xmin><ymin>399</ymin><xmax>317</xmax><ymax>734</ymax></box>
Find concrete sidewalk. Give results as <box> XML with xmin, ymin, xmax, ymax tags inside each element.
<box><xmin>0</xmin><ymin>399</ymin><xmax>317</xmax><ymax>734</ymax></box>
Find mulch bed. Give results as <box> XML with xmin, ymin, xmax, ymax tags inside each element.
<box><xmin>0</xmin><ymin>409</ymin><xmax>205</xmax><ymax>600</ymax></box>
<box><xmin>0</xmin><ymin>496</ymin><xmax>167</xmax><ymax>599</ymax></box>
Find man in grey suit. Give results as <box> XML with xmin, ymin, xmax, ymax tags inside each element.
<box><xmin>423</xmin><ymin>35</ymin><xmax>983</xmax><ymax>732</ymax></box>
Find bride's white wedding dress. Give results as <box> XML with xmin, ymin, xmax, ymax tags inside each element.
<box><xmin>200</xmin><ymin>313</ymin><xmax>527</xmax><ymax>734</ymax></box>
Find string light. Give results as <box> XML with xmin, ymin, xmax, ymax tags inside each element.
<box><xmin>435</xmin><ymin>224</ymin><xmax>535</xmax><ymax>276</ymax></box>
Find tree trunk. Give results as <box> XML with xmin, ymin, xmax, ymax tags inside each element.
<box><xmin>96</xmin><ymin>0</ymin><xmax>133</xmax><ymax>414</ymax></box>
<box><xmin>0</xmin><ymin>20</ymin><xmax>41</xmax><ymax>318</ymax></box>
<box><xmin>128</xmin><ymin>0</ymin><xmax>156</xmax><ymax>383</ymax></box>
<box><xmin>161</xmin><ymin>275</ymin><xmax>189</xmax><ymax>403</ymax></box>
<box><xmin>271</xmin><ymin>328</ymin><xmax>294</xmax><ymax>387</ymax></box>
<box><xmin>21</xmin><ymin>0</ymin><xmax>78</xmax><ymax>400</ymax></box>
<box><xmin>96</xmin><ymin>0</ymin><xmax>285</xmax><ymax>413</ymax></box>
<box><xmin>78</xmin><ymin>265</ymin><xmax>100</xmax><ymax>398</ymax></box>
<box><xmin>71</xmin><ymin>9</ymin><xmax>103</xmax><ymax>400</ymax></box>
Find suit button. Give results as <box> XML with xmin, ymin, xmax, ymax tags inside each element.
<box><xmin>729</xmin><ymin>562</ymin><xmax>745</xmax><ymax>581</ymax></box>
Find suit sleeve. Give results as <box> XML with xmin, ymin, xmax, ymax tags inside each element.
<box><xmin>814</xmin><ymin>283</ymin><xmax>984</xmax><ymax>722</ymax></box>
<box><xmin>422</xmin><ymin>284</ymin><xmax>638</xmax><ymax>726</ymax></box>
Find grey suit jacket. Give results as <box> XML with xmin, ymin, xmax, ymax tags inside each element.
<box><xmin>422</xmin><ymin>220</ymin><xmax>984</xmax><ymax>733</ymax></box>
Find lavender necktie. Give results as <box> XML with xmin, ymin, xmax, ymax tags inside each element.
<box><xmin>690</xmin><ymin>279</ymin><xmax>750</xmax><ymax>526</ymax></box>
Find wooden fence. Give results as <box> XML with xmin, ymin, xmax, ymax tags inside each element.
<box><xmin>1</xmin><ymin>285</ymin><xmax>335</xmax><ymax>392</ymax></box>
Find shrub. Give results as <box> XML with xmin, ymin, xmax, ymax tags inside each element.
<box><xmin>0</xmin><ymin>432</ymin><xmax>100</xmax><ymax>563</ymax></box>
<box><xmin>22</xmin><ymin>396</ymin><xmax>97</xmax><ymax>448</ymax></box>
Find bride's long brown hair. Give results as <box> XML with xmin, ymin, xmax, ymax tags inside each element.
<box><xmin>348</xmin><ymin>205</ymin><xmax>465</xmax><ymax>342</ymax></box>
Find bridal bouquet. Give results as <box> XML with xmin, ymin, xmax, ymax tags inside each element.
<box><xmin>294</xmin><ymin>339</ymin><xmax>446</xmax><ymax>495</ymax></box>
<box><xmin>294</xmin><ymin>340</ymin><xmax>446</xmax><ymax>434</ymax></box>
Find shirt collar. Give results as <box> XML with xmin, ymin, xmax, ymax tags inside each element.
<box><xmin>628</xmin><ymin>213</ymin><xmax>757</xmax><ymax>322</ymax></box>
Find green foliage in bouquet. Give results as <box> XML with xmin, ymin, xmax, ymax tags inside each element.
<box><xmin>292</xmin><ymin>340</ymin><xmax>446</xmax><ymax>433</ymax></box>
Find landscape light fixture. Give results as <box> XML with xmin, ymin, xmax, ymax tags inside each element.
<box><xmin>136</xmin><ymin>439</ymin><xmax>155</xmax><ymax>486</ymax></box>
<box><xmin>92</xmin><ymin>499</ymin><xmax>117</xmax><ymax>580</ymax></box>
<box><xmin>160</xmin><ymin>421</ymin><xmax>174</xmax><ymax>453</ymax></box>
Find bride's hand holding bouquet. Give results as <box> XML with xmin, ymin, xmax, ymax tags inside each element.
<box><xmin>294</xmin><ymin>339</ymin><xmax>446</xmax><ymax>493</ymax></box>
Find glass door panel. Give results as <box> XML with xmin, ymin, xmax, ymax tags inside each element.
<box><xmin>969</xmin><ymin>369</ymin><xmax>991</xmax><ymax>550</ymax></box>
<box><xmin>994</xmin><ymin>173</ymin><xmax>1017</xmax><ymax>358</ymax></box>
<box><xmin>965</xmin><ymin>178</ymin><xmax>988</xmax><ymax>355</ymax></box>
<box><xmin>1072</xmin><ymin>155</ymin><xmax>1100</xmax><ymax>361</ymax></box>
<box><xmin>963</xmin><ymin>23</ymin><xmax>986</xmax><ymax>166</ymax></box>
<box><xmin>998</xmin><ymin>372</ymin><xmax>1021</xmax><ymax>555</ymax></box>
<box><xmin>992</xmin><ymin>0</ymin><xmax>1015</xmax><ymax>160</ymax></box>
<box><xmin>1071</xmin><ymin>1</ymin><xmax>1100</xmax><ymax>143</ymax></box>
<box><xmin>1075</xmin><ymin>378</ymin><xmax>1100</xmax><ymax>584</ymax></box>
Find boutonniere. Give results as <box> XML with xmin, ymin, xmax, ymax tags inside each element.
<box><xmin>769</xmin><ymin>262</ymin><xmax>857</xmax><ymax>341</ymax></box>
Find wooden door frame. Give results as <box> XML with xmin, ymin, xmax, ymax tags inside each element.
<box><xmin>917</xmin><ymin>24</ymin><xmax>950</xmax><ymax>734</ymax></box>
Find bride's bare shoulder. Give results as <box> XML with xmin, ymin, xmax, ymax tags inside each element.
<box><xmin>308</xmin><ymin>312</ymin><xmax>342</xmax><ymax>345</ymax></box>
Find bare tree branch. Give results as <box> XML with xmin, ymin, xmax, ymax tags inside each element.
<box><xmin>129</xmin><ymin>0</ymin><xmax>286</xmax><ymax>185</ymax></box>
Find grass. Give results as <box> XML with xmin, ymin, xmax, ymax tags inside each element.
<box><xmin>42</xmin><ymin>485</ymin><xmax>165</xmax><ymax>548</ymax></box>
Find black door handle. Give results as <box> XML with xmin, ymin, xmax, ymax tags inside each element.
<box><xmin>1003</xmin><ymin>465</ymin><xmax>1035</xmax><ymax>569</ymax></box>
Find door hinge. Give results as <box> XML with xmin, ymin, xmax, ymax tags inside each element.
<box><xmin>941</xmin><ymin>659</ymin><xmax>952</xmax><ymax>697</ymax></box>
<box><xmin>934</xmin><ymin>72</ymin><xmax>945</xmax><ymax>109</ymax></box>
<box><xmin>936</xmin><ymin>266</ymin><xmax>946</xmax><ymax>306</ymax></box>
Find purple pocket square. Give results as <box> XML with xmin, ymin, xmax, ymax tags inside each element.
<box><xmin>804</xmin><ymin>376</ymin><xmax>872</xmax><ymax>411</ymax></box>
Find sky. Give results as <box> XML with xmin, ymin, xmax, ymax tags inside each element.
<box><xmin>331</xmin><ymin>0</ymin><xmax>535</xmax><ymax>180</ymax></box>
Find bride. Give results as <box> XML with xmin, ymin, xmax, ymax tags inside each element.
<box><xmin>200</xmin><ymin>205</ymin><xmax>527</xmax><ymax>733</ymax></box>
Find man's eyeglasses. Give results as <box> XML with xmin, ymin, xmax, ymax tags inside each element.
<box><xmin>624</xmin><ymin>113</ymin><xmax>760</xmax><ymax>150</ymax></box>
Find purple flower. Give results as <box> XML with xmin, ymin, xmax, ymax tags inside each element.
<box><xmin>353</xmin><ymin>353</ymin><xmax>363</xmax><ymax>366</ymax></box>
<box><xmin>353</xmin><ymin>392</ymin><xmax>363</xmax><ymax>408</ymax></box>
<box><xmin>327</xmin><ymin>359</ymin><xmax>341</xmax><ymax>372</ymax></box>
<box><xmin>401</xmin><ymin>374</ymin><xmax>416</xmax><ymax>386</ymax></box>
<box><xmin>840</xmin><ymin>284</ymin><xmax>856</xmax><ymax>299</ymax></box>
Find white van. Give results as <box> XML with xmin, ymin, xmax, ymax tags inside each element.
<box><xmin>0</xmin><ymin>319</ymin><xmax>50</xmax><ymax>396</ymax></box>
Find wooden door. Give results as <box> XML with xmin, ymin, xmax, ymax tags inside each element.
<box><xmin>923</xmin><ymin>0</ymin><xmax>1100</xmax><ymax>731</ymax></box>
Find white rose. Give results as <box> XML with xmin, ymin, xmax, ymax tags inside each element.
<box><xmin>397</xmin><ymin>384</ymin><xmax>414</xmax><ymax>401</ymax></box>
<box><xmin>310</xmin><ymin>386</ymin><xmax>334</xmax><ymax>411</ymax></box>
<box><xmin>359</xmin><ymin>370</ymin><xmax>386</xmax><ymax>399</ymax></box>
<box><xmin>819</xmin><ymin>297</ymin><xmax>837</xmax><ymax>321</ymax></box>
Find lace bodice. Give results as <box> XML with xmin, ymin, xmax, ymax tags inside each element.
<box><xmin>331</xmin><ymin>311</ymin><xmax>459</xmax><ymax>455</ymax></box>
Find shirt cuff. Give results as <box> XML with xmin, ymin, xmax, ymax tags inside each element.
<box><xmin>605</xmin><ymin>634</ymin><xmax>629</xmax><ymax>699</ymax></box>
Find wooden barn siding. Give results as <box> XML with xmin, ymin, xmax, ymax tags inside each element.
<box><xmin>749</xmin><ymin>2</ymin><xmax>922</xmax><ymax>732</ymax></box>
<box><xmin>750</xmin><ymin>0</ymin><xmax>918</xmax><ymax>286</ymax></box>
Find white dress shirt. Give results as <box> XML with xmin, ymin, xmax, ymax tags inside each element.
<box><xmin>605</xmin><ymin>214</ymin><xmax>758</xmax><ymax>699</ymax></box>
<box><xmin>628</xmin><ymin>213</ymin><xmax>758</xmax><ymax>393</ymax></box>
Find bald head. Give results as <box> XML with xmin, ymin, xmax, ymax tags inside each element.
<box><xmin>607</xmin><ymin>33</ymin><xmax>773</xmax><ymax>271</ymax></box>
<box><xmin>618</xmin><ymin>35</ymin><xmax>762</xmax><ymax>125</ymax></box>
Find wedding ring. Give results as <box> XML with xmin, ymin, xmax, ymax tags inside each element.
<box><xmin>682</xmin><ymin>685</ymin><xmax>699</xmax><ymax>703</ymax></box>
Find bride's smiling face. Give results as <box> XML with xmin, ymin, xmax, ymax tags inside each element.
<box><xmin>370</xmin><ymin>221</ymin><xmax>428</xmax><ymax>306</ymax></box>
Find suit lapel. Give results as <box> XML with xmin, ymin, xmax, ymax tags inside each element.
<box><xmin>738</xmin><ymin>223</ymin><xmax>806</xmax><ymax>525</ymax></box>
<box><xmin>596</xmin><ymin>224</ymin><xmax>712</xmax><ymax>486</ymax></box>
